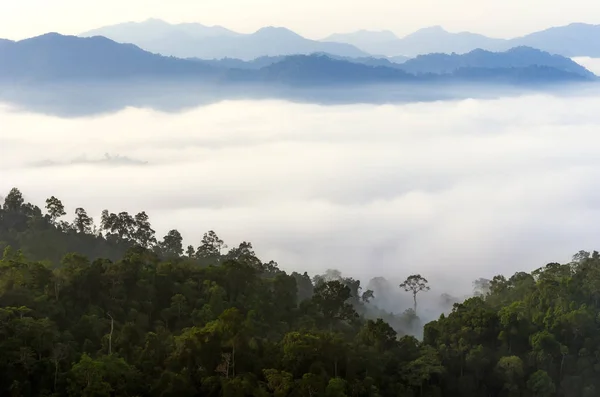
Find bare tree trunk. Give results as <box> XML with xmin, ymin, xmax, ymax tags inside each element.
<box><xmin>107</xmin><ymin>313</ymin><xmax>114</xmax><ymax>355</ymax></box>
<box><xmin>334</xmin><ymin>357</ymin><xmax>338</xmax><ymax>378</ymax></box>
<box><xmin>54</xmin><ymin>359</ymin><xmax>59</xmax><ymax>391</ymax></box>
<box><xmin>413</xmin><ymin>292</ymin><xmax>418</xmax><ymax>313</ymax></box>
<box><xmin>52</xmin><ymin>344</ymin><xmax>66</xmax><ymax>392</ymax></box>
<box><xmin>232</xmin><ymin>343</ymin><xmax>236</xmax><ymax>378</ymax></box>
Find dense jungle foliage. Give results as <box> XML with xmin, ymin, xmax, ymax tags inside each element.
<box><xmin>1</xmin><ymin>187</ymin><xmax>599</xmax><ymax>397</ymax></box>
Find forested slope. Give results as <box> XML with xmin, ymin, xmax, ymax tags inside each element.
<box><xmin>1</xmin><ymin>187</ymin><xmax>599</xmax><ymax>396</ymax></box>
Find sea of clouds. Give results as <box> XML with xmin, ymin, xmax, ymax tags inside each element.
<box><xmin>3</xmin><ymin>86</ymin><xmax>600</xmax><ymax>301</ymax></box>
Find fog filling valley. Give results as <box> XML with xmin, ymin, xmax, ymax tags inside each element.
<box><xmin>3</xmin><ymin>81</ymin><xmax>600</xmax><ymax>327</ymax></box>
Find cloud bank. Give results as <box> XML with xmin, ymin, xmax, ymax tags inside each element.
<box><xmin>2</xmin><ymin>92</ymin><xmax>600</xmax><ymax>298</ymax></box>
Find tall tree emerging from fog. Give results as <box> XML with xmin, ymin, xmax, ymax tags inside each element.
<box><xmin>400</xmin><ymin>274</ymin><xmax>430</xmax><ymax>313</ymax></box>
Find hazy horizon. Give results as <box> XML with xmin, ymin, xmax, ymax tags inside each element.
<box><xmin>2</xmin><ymin>1</ymin><xmax>600</xmax><ymax>41</ymax></box>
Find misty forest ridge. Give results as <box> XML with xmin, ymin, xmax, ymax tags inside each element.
<box><xmin>2</xmin><ymin>187</ymin><xmax>600</xmax><ymax>396</ymax></box>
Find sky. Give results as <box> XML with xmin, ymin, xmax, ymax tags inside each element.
<box><xmin>0</xmin><ymin>0</ymin><xmax>599</xmax><ymax>40</ymax></box>
<box><xmin>3</xmin><ymin>85</ymin><xmax>600</xmax><ymax>301</ymax></box>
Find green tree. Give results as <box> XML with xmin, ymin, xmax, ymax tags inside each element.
<box><xmin>160</xmin><ymin>229</ymin><xmax>183</xmax><ymax>258</ymax></box>
<box><xmin>133</xmin><ymin>211</ymin><xmax>156</xmax><ymax>248</ymax></box>
<box><xmin>73</xmin><ymin>208</ymin><xmax>93</xmax><ymax>234</ymax></box>
<box><xmin>527</xmin><ymin>370</ymin><xmax>555</xmax><ymax>397</ymax></box>
<box><xmin>263</xmin><ymin>369</ymin><xmax>294</xmax><ymax>397</ymax></box>
<box><xmin>496</xmin><ymin>356</ymin><xmax>524</xmax><ymax>397</ymax></box>
<box><xmin>196</xmin><ymin>230</ymin><xmax>226</xmax><ymax>261</ymax></box>
<box><xmin>45</xmin><ymin>196</ymin><xmax>66</xmax><ymax>224</ymax></box>
<box><xmin>312</xmin><ymin>280</ymin><xmax>358</xmax><ymax>329</ymax></box>
<box><xmin>326</xmin><ymin>378</ymin><xmax>348</xmax><ymax>397</ymax></box>
<box><xmin>3</xmin><ymin>187</ymin><xmax>24</xmax><ymax>212</ymax></box>
<box><xmin>186</xmin><ymin>245</ymin><xmax>195</xmax><ymax>258</ymax></box>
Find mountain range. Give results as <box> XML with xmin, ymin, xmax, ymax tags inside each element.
<box><xmin>81</xmin><ymin>19</ymin><xmax>600</xmax><ymax>59</ymax></box>
<box><xmin>323</xmin><ymin>23</ymin><xmax>600</xmax><ymax>57</ymax></box>
<box><xmin>81</xmin><ymin>19</ymin><xmax>368</xmax><ymax>60</ymax></box>
<box><xmin>399</xmin><ymin>46</ymin><xmax>594</xmax><ymax>77</ymax></box>
<box><xmin>323</xmin><ymin>26</ymin><xmax>506</xmax><ymax>57</ymax></box>
<box><xmin>0</xmin><ymin>33</ymin><xmax>594</xmax><ymax>87</ymax></box>
<box><xmin>0</xmin><ymin>34</ymin><xmax>217</xmax><ymax>82</ymax></box>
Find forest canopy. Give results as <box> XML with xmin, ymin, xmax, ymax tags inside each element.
<box><xmin>0</xmin><ymin>187</ymin><xmax>598</xmax><ymax>397</ymax></box>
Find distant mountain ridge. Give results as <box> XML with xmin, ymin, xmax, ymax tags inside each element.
<box><xmin>512</xmin><ymin>23</ymin><xmax>600</xmax><ymax>57</ymax></box>
<box><xmin>189</xmin><ymin>53</ymin><xmax>410</xmax><ymax>70</ymax></box>
<box><xmin>82</xmin><ymin>18</ymin><xmax>241</xmax><ymax>40</ymax></box>
<box><xmin>255</xmin><ymin>55</ymin><xmax>415</xmax><ymax>84</ymax></box>
<box><xmin>322</xmin><ymin>30</ymin><xmax>401</xmax><ymax>56</ymax></box>
<box><xmin>0</xmin><ymin>33</ymin><xmax>219</xmax><ymax>82</ymax></box>
<box><xmin>325</xmin><ymin>26</ymin><xmax>506</xmax><ymax>57</ymax></box>
<box><xmin>397</xmin><ymin>46</ymin><xmax>595</xmax><ymax>77</ymax></box>
<box><xmin>81</xmin><ymin>19</ymin><xmax>600</xmax><ymax>59</ymax></box>
<box><xmin>0</xmin><ymin>33</ymin><xmax>594</xmax><ymax>86</ymax></box>
<box><xmin>324</xmin><ymin>23</ymin><xmax>600</xmax><ymax>57</ymax></box>
<box><xmin>80</xmin><ymin>19</ymin><xmax>368</xmax><ymax>60</ymax></box>
<box><xmin>0</xmin><ymin>39</ymin><xmax>14</xmax><ymax>51</ymax></box>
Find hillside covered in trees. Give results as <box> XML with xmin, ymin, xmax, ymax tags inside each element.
<box><xmin>1</xmin><ymin>187</ymin><xmax>599</xmax><ymax>396</ymax></box>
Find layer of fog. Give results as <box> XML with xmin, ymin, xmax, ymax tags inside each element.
<box><xmin>0</xmin><ymin>81</ymin><xmax>593</xmax><ymax>119</ymax></box>
<box><xmin>4</xmin><ymin>90</ymin><xmax>600</xmax><ymax>323</ymax></box>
